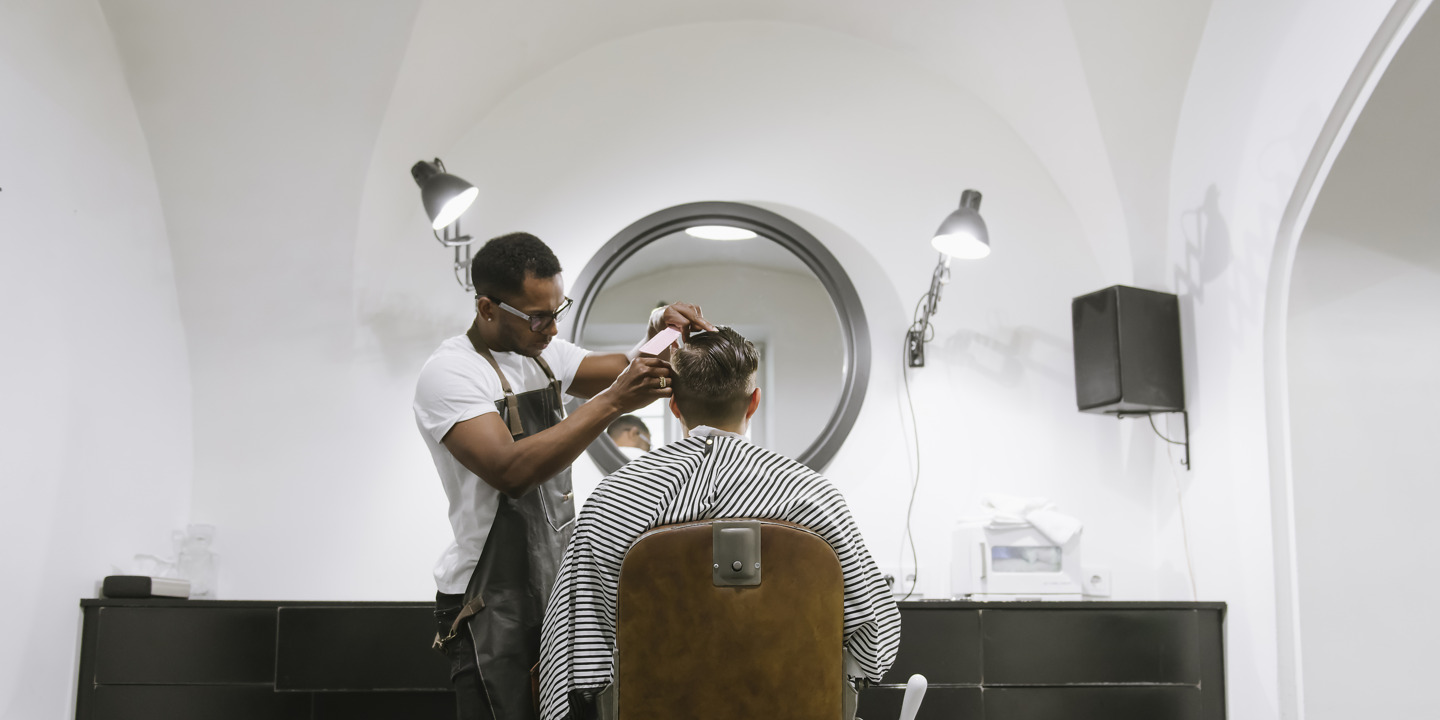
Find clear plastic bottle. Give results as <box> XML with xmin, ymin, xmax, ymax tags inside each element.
<box><xmin>177</xmin><ymin>524</ymin><xmax>218</xmax><ymax>598</ymax></box>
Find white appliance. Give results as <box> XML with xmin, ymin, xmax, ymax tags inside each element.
<box><xmin>950</xmin><ymin>524</ymin><xmax>1085</xmax><ymax>600</ymax></box>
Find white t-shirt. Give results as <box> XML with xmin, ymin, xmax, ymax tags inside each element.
<box><xmin>414</xmin><ymin>334</ymin><xmax>591</xmax><ymax>594</ymax></box>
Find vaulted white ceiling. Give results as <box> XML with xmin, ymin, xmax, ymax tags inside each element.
<box><xmin>354</xmin><ymin>0</ymin><xmax>1214</xmax><ymax>284</ymax></box>
<box><xmin>1292</xmin><ymin>0</ymin><xmax>1440</xmax><ymax>314</ymax></box>
<box><xmin>98</xmin><ymin>0</ymin><xmax>1215</xmax><ymax>345</ymax></box>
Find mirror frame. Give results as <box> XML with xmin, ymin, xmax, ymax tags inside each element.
<box><xmin>567</xmin><ymin>201</ymin><xmax>870</xmax><ymax>473</ymax></box>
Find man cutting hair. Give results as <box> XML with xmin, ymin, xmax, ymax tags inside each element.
<box><xmin>414</xmin><ymin>232</ymin><xmax>713</xmax><ymax>720</ymax></box>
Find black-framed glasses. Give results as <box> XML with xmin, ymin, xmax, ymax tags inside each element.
<box><xmin>483</xmin><ymin>295</ymin><xmax>573</xmax><ymax>332</ymax></box>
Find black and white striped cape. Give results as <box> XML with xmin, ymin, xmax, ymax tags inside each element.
<box><xmin>538</xmin><ymin>432</ymin><xmax>902</xmax><ymax>720</ymax></box>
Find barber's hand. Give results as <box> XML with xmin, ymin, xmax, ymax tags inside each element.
<box><xmin>650</xmin><ymin>302</ymin><xmax>718</xmax><ymax>343</ymax></box>
<box><xmin>604</xmin><ymin>357</ymin><xmax>674</xmax><ymax>413</ymax></box>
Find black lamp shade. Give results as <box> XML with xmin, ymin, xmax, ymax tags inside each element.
<box><xmin>411</xmin><ymin>160</ymin><xmax>478</xmax><ymax>230</ymax></box>
<box><xmin>931</xmin><ymin>189</ymin><xmax>990</xmax><ymax>259</ymax></box>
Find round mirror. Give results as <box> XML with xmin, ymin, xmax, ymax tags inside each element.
<box><xmin>567</xmin><ymin>201</ymin><xmax>869</xmax><ymax>473</ymax></box>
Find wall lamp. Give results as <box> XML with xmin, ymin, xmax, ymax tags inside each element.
<box><xmin>411</xmin><ymin>158</ymin><xmax>479</xmax><ymax>290</ymax></box>
<box><xmin>907</xmin><ymin>189</ymin><xmax>989</xmax><ymax>367</ymax></box>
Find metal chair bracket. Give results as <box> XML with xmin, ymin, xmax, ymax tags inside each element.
<box><xmin>712</xmin><ymin>521</ymin><xmax>762</xmax><ymax>587</ymax></box>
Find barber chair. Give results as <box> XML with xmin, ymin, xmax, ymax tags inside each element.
<box><xmin>601</xmin><ymin>518</ymin><xmax>926</xmax><ymax>720</ymax></box>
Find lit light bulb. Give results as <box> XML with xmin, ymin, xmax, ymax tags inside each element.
<box><xmin>685</xmin><ymin>225</ymin><xmax>758</xmax><ymax>241</ymax></box>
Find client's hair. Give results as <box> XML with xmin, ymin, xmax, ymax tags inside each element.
<box><xmin>670</xmin><ymin>326</ymin><xmax>759</xmax><ymax>427</ymax></box>
<box><xmin>607</xmin><ymin>414</ymin><xmax>648</xmax><ymax>440</ymax></box>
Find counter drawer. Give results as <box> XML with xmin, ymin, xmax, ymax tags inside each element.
<box><xmin>275</xmin><ymin>606</ymin><xmax>450</xmax><ymax>691</ymax></box>
<box><xmin>859</xmin><ymin>686</ymin><xmax>981</xmax><ymax>720</ymax></box>
<box><xmin>985</xmin><ymin>687</ymin><xmax>1203</xmax><ymax>720</ymax></box>
<box><xmin>93</xmin><ymin>608</ymin><xmax>276</xmax><ymax>685</ymax></box>
<box><xmin>90</xmin><ymin>686</ymin><xmax>309</xmax><ymax>720</ymax></box>
<box><xmin>983</xmin><ymin>610</ymin><xmax>1200</xmax><ymax>685</ymax></box>
<box><xmin>884</xmin><ymin>608</ymin><xmax>982</xmax><ymax>685</ymax></box>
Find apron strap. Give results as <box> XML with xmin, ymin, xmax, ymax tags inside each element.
<box><xmin>432</xmin><ymin>593</ymin><xmax>487</xmax><ymax>651</ymax></box>
<box><xmin>532</xmin><ymin>354</ymin><xmax>565</xmax><ymax>419</ymax></box>
<box><xmin>466</xmin><ymin>324</ymin><xmax>526</xmax><ymax>437</ymax></box>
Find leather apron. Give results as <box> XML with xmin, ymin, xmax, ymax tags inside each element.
<box><xmin>462</xmin><ymin>327</ymin><xmax>577</xmax><ymax>720</ymax></box>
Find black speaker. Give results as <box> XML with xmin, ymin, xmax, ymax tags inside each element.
<box><xmin>1071</xmin><ymin>285</ymin><xmax>1184</xmax><ymax>414</ymax></box>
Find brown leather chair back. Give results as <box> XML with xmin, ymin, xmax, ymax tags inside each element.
<box><xmin>613</xmin><ymin>519</ymin><xmax>844</xmax><ymax>720</ymax></box>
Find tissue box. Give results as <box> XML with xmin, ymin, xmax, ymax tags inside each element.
<box><xmin>102</xmin><ymin>575</ymin><xmax>191</xmax><ymax>599</ymax></box>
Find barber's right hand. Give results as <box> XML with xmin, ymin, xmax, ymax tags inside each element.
<box><xmin>605</xmin><ymin>356</ymin><xmax>674</xmax><ymax>413</ymax></box>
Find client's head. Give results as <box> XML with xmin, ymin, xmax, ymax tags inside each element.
<box><xmin>607</xmin><ymin>414</ymin><xmax>651</xmax><ymax>451</ymax></box>
<box><xmin>668</xmin><ymin>326</ymin><xmax>761</xmax><ymax>432</ymax></box>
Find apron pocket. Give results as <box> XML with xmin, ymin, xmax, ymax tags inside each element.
<box><xmin>538</xmin><ymin>474</ymin><xmax>576</xmax><ymax>531</ymax></box>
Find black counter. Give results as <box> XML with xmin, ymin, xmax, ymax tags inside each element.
<box><xmin>75</xmin><ymin>599</ymin><xmax>453</xmax><ymax>720</ymax></box>
<box><xmin>860</xmin><ymin>600</ymin><xmax>1227</xmax><ymax>720</ymax></box>
<box><xmin>75</xmin><ymin>599</ymin><xmax>1225</xmax><ymax>719</ymax></box>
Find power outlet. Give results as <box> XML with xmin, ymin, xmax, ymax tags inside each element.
<box><xmin>880</xmin><ymin>566</ymin><xmax>921</xmax><ymax>598</ymax></box>
<box><xmin>1082</xmin><ymin>566</ymin><xmax>1112</xmax><ymax>598</ymax></box>
<box><xmin>906</xmin><ymin>330</ymin><xmax>926</xmax><ymax>367</ymax></box>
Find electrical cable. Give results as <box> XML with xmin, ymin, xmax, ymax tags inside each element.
<box><xmin>1163</xmin><ymin>420</ymin><xmax>1199</xmax><ymax>601</ymax></box>
<box><xmin>898</xmin><ymin>330</ymin><xmax>922</xmax><ymax>601</ymax></box>
<box><xmin>907</xmin><ymin>293</ymin><xmax>936</xmax><ymax>342</ymax></box>
<box><xmin>1147</xmin><ymin>413</ymin><xmax>1187</xmax><ymax>446</ymax></box>
<box><xmin>896</xmin><ymin>286</ymin><xmax>940</xmax><ymax>601</ymax></box>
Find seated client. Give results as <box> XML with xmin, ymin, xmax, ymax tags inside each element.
<box><xmin>538</xmin><ymin>326</ymin><xmax>901</xmax><ymax>720</ymax></box>
<box><xmin>605</xmin><ymin>413</ymin><xmax>651</xmax><ymax>459</ymax></box>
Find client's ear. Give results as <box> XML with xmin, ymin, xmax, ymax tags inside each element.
<box><xmin>744</xmin><ymin>388</ymin><xmax>761</xmax><ymax>420</ymax></box>
<box><xmin>669</xmin><ymin>397</ymin><xmax>684</xmax><ymax>422</ymax></box>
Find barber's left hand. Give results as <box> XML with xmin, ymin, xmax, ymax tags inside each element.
<box><xmin>651</xmin><ymin>301</ymin><xmax>718</xmax><ymax>343</ymax></box>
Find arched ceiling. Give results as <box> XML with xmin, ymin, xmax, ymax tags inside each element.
<box><xmin>1292</xmin><ymin>0</ymin><xmax>1440</xmax><ymax>315</ymax></box>
<box><xmin>360</xmin><ymin>0</ymin><xmax>1215</xmax><ymax>289</ymax></box>
<box><xmin>96</xmin><ymin>0</ymin><xmax>1216</xmax><ymax>358</ymax></box>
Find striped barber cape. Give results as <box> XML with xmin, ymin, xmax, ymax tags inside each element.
<box><xmin>538</xmin><ymin>428</ymin><xmax>902</xmax><ymax>720</ymax></box>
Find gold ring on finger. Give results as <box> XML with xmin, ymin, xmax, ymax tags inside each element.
<box><xmin>659</xmin><ymin>377</ymin><xmax>667</xmax><ymax>389</ymax></box>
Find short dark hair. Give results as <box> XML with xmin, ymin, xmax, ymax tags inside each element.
<box><xmin>671</xmin><ymin>326</ymin><xmax>759</xmax><ymax>427</ymax></box>
<box><xmin>607</xmin><ymin>414</ymin><xmax>649</xmax><ymax>439</ymax></box>
<box><xmin>470</xmin><ymin>232</ymin><xmax>563</xmax><ymax>298</ymax></box>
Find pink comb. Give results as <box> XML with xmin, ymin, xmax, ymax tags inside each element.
<box><xmin>639</xmin><ymin>326</ymin><xmax>682</xmax><ymax>356</ymax></box>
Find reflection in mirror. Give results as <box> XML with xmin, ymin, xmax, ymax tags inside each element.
<box><xmin>580</xmin><ymin>229</ymin><xmax>846</xmax><ymax>459</ymax></box>
<box><xmin>569</xmin><ymin>201</ymin><xmax>870</xmax><ymax>475</ymax></box>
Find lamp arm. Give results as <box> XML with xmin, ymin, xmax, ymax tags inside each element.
<box><xmin>431</xmin><ymin>216</ymin><xmax>476</xmax><ymax>291</ymax></box>
<box><xmin>906</xmin><ymin>254</ymin><xmax>950</xmax><ymax>367</ymax></box>
<box><xmin>433</xmin><ymin>218</ymin><xmax>473</xmax><ymax>248</ymax></box>
<box><xmin>454</xmin><ymin>242</ymin><xmax>473</xmax><ymax>291</ymax></box>
<box><xmin>916</xmin><ymin>254</ymin><xmax>948</xmax><ymax>331</ymax></box>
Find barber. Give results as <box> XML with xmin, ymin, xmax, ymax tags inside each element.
<box><xmin>414</xmin><ymin>232</ymin><xmax>713</xmax><ymax>720</ymax></box>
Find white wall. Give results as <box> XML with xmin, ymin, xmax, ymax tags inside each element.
<box><xmin>1288</xmin><ymin>237</ymin><xmax>1440</xmax><ymax>718</ymax></box>
<box><xmin>99</xmin><ymin>0</ymin><xmax>437</xmax><ymax>602</ymax></box>
<box><xmin>1287</xmin><ymin>4</ymin><xmax>1440</xmax><ymax>716</ymax></box>
<box><xmin>0</xmin><ymin>1</ymin><xmax>192</xmax><ymax>717</ymax></box>
<box><xmin>5</xmin><ymin>2</ymin><xmax>1419</xmax><ymax>718</ymax></box>
<box><xmin>353</xmin><ymin>19</ymin><xmax>1156</xmax><ymax>612</ymax></box>
<box><xmin>1167</xmin><ymin>1</ymin><xmax>1397</xmax><ymax>717</ymax></box>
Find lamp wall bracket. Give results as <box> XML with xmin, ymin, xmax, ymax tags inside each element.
<box><xmin>906</xmin><ymin>254</ymin><xmax>949</xmax><ymax>367</ymax></box>
<box><xmin>432</xmin><ymin>219</ymin><xmax>474</xmax><ymax>291</ymax></box>
<box><xmin>906</xmin><ymin>329</ymin><xmax>926</xmax><ymax>367</ymax></box>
